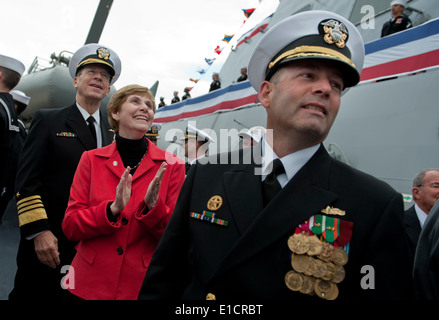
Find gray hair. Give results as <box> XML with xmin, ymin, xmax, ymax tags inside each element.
<box><xmin>413</xmin><ymin>169</ymin><xmax>439</xmax><ymax>187</ymax></box>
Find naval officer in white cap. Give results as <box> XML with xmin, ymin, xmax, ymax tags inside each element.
<box><xmin>381</xmin><ymin>0</ymin><xmax>412</xmax><ymax>37</ymax></box>
<box><xmin>140</xmin><ymin>10</ymin><xmax>412</xmax><ymax>300</ymax></box>
<box><xmin>238</xmin><ymin>125</ymin><xmax>266</xmax><ymax>149</ymax></box>
<box><xmin>181</xmin><ymin>123</ymin><xmax>214</xmax><ymax>173</ymax></box>
<box><xmin>10</xmin><ymin>44</ymin><xmax>121</xmax><ymax>300</ymax></box>
<box><xmin>0</xmin><ymin>54</ymin><xmax>25</xmax><ymax>221</ymax></box>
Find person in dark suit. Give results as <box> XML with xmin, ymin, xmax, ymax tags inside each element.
<box><xmin>209</xmin><ymin>72</ymin><xmax>221</xmax><ymax>92</ymax></box>
<box><xmin>182</xmin><ymin>87</ymin><xmax>191</xmax><ymax>100</ymax></box>
<box><xmin>237</xmin><ymin>66</ymin><xmax>248</xmax><ymax>82</ymax></box>
<box><xmin>9</xmin><ymin>43</ymin><xmax>121</xmax><ymax>300</ymax></box>
<box><xmin>139</xmin><ymin>11</ymin><xmax>413</xmax><ymax>301</ymax></box>
<box><xmin>0</xmin><ymin>55</ymin><xmax>25</xmax><ymax>222</ymax></box>
<box><xmin>171</xmin><ymin>91</ymin><xmax>180</xmax><ymax>104</ymax></box>
<box><xmin>413</xmin><ymin>199</ymin><xmax>439</xmax><ymax>299</ymax></box>
<box><xmin>405</xmin><ymin>169</ymin><xmax>439</xmax><ymax>264</ymax></box>
<box><xmin>381</xmin><ymin>0</ymin><xmax>412</xmax><ymax>37</ymax></box>
<box><xmin>0</xmin><ymin>90</ymin><xmax>30</xmax><ymax>221</ymax></box>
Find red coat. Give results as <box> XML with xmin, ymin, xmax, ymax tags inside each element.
<box><xmin>62</xmin><ymin>139</ymin><xmax>185</xmax><ymax>300</ymax></box>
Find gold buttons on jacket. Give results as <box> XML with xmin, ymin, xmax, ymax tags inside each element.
<box><xmin>206</xmin><ymin>293</ymin><xmax>216</xmax><ymax>300</ymax></box>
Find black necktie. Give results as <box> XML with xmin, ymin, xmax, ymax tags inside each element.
<box><xmin>262</xmin><ymin>158</ymin><xmax>285</xmax><ymax>206</ymax></box>
<box><xmin>87</xmin><ymin>116</ymin><xmax>97</xmax><ymax>148</ymax></box>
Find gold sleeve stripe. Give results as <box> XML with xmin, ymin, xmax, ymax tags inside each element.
<box><xmin>18</xmin><ymin>208</ymin><xmax>48</xmax><ymax>227</ymax></box>
<box><xmin>17</xmin><ymin>195</ymin><xmax>42</xmax><ymax>206</ymax></box>
<box><xmin>18</xmin><ymin>203</ymin><xmax>45</xmax><ymax>214</ymax></box>
<box><xmin>17</xmin><ymin>199</ymin><xmax>43</xmax><ymax>211</ymax></box>
<box><xmin>16</xmin><ymin>195</ymin><xmax>48</xmax><ymax>227</ymax></box>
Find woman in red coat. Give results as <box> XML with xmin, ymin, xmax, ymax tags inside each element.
<box><xmin>62</xmin><ymin>84</ymin><xmax>185</xmax><ymax>299</ymax></box>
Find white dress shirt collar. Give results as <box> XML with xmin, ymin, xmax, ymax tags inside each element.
<box><xmin>261</xmin><ymin>137</ymin><xmax>319</xmax><ymax>187</ymax></box>
<box><xmin>414</xmin><ymin>203</ymin><xmax>428</xmax><ymax>228</ymax></box>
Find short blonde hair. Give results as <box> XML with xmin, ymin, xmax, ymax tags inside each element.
<box><xmin>107</xmin><ymin>84</ymin><xmax>156</xmax><ymax>133</ymax></box>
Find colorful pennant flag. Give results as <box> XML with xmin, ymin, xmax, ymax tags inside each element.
<box><xmin>189</xmin><ymin>78</ymin><xmax>199</xmax><ymax>83</ymax></box>
<box><xmin>242</xmin><ymin>8</ymin><xmax>255</xmax><ymax>19</ymax></box>
<box><xmin>214</xmin><ymin>46</ymin><xmax>223</xmax><ymax>55</ymax></box>
<box><xmin>197</xmin><ymin>68</ymin><xmax>206</xmax><ymax>75</ymax></box>
<box><xmin>222</xmin><ymin>34</ymin><xmax>234</xmax><ymax>43</ymax></box>
<box><xmin>205</xmin><ymin>58</ymin><xmax>216</xmax><ymax>65</ymax></box>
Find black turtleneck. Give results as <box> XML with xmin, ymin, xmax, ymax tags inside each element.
<box><xmin>107</xmin><ymin>135</ymin><xmax>149</xmax><ymax>222</ymax></box>
<box><xmin>115</xmin><ymin>134</ymin><xmax>148</xmax><ymax>175</ymax></box>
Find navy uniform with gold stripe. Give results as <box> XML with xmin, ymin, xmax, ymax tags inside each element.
<box><xmin>9</xmin><ymin>44</ymin><xmax>121</xmax><ymax>300</ymax></box>
<box><xmin>139</xmin><ymin>11</ymin><xmax>413</xmax><ymax>300</ymax></box>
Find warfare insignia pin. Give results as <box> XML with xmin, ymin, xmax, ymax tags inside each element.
<box><xmin>321</xmin><ymin>206</ymin><xmax>346</xmax><ymax>216</ymax></box>
<box><xmin>97</xmin><ymin>47</ymin><xmax>111</xmax><ymax>60</ymax></box>
<box><xmin>207</xmin><ymin>195</ymin><xmax>223</xmax><ymax>211</ymax></box>
<box><xmin>319</xmin><ymin>19</ymin><xmax>348</xmax><ymax>48</ymax></box>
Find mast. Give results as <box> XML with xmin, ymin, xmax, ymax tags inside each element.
<box><xmin>85</xmin><ymin>0</ymin><xmax>114</xmax><ymax>44</ymax></box>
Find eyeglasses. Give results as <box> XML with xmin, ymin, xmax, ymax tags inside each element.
<box><xmin>83</xmin><ymin>68</ymin><xmax>111</xmax><ymax>82</ymax></box>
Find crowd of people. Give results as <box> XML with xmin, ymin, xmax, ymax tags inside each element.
<box><xmin>158</xmin><ymin>66</ymin><xmax>248</xmax><ymax>108</ymax></box>
<box><xmin>1</xmin><ymin>5</ymin><xmax>438</xmax><ymax>302</ymax></box>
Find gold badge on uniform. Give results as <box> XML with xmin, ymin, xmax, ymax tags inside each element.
<box><xmin>320</xmin><ymin>19</ymin><xmax>348</xmax><ymax>48</ymax></box>
<box><xmin>284</xmin><ymin>213</ymin><xmax>353</xmax><ymax>300</ymax></box>
<box><xmin>321</xmin><ymin>205</ymin><xmax>345</xmax><ymax>216</ymax></box>
<box><xmin>207</xmin><ymin>195</ymin><xmax>223</xmax><ymax>211</ymax></box>
<box><xmin>97</xmin><ymin>47</ymin><xmax>111</xmax><ymax>60</ymax></box>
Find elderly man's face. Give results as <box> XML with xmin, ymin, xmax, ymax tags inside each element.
<box><xmin>259</xmin><ymin>60</ymin><xmax>343</xmax><ymax>147</ymax></box>
<box><xmin>413</xmin><ymin>170</ymin><xmax>439</xmax><ymax>214</ymax></box>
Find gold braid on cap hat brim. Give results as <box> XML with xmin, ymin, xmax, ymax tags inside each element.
<box><xmin>77</xmin><ymin>58</ymin><xmax>114</xmax><ymax>72</ymax></box>
<box><xmin>268</xmin><ymin>45</ymin><xmax>356</xmax><ymax>70</ymax></box>
<box><xmin>180</xmin><ymin>134</ymin><xmax>197</xmax><ymax>140</ymax></box>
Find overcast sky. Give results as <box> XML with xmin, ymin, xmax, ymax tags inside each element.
<box><xmin>2</xmin><ymin>0</ymin><xmax>279</xmax><ymax>103</ymax></box>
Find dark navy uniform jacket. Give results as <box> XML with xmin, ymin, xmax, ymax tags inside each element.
<box><xmin>381</xmin><ymin>14</ymin><xmax>412</xmax><ymax>37</ymax></box>
<box><xmin>140</xmin><ymin>144</ymin><xmax>413</xmax><ymax>300</ymax></box>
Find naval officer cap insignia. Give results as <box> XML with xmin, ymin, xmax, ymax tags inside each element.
<box><xmin>69</xmin><ymin>43</ymin><xmax>122</xmax><ymax>85</ymax></box>
<box><xmin>248</xmin><ymin>10</ymin><xmax>365</xmax><ymax>93</ymax></box>
<box><xmin>0</xmin><ymin>54</ymin><xmax>25</xmax><ymax>76</ymax></box>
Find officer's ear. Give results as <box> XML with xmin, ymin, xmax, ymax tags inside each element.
<box><xmin>258</xmin><ymin>80</ymin><xmax>274</xmax><ymax>110</ymax></box>
<box><xmin>73</xmin><ymin>75</ymin><xmax>79</xmax><ymax>89</ymax></box>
